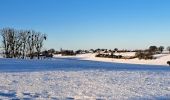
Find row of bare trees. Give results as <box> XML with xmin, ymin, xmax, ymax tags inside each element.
<box><xmin>0</xmin><ymin>28</ymin><xmax>47</xmax><ymax>59</ymax></box>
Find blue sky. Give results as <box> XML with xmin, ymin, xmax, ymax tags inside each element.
<box><xmin>0</xmin><ymin>0</ymin><xmax>170</xmax><ymax>50</ymax></box>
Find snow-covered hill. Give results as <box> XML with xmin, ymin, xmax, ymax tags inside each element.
<box><xmin>54</xmin><ymin>53</ymin><xmax>170</xmax><ymax>66</ymax></box>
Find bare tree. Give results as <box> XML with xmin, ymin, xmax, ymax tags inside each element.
<box><xmin>0</xmin><ymin>28</ymin><xmax>9</xmax><ymax>57</ymax></box>
<box><xmin>19</xmin><ymin>30</ymin><xmax>29</xmax><ymax>59</ymax></box>
<box><xmin>0</xmin><ymin>28</ymin><xmax>15</xmax><ymax>58</ymax></box>
<box><xmin>14</xmin><ymin>30</ymin><xmax>23</xmax><ymax>58</ymax></box>
<box><xmin>149</xmin><ymin>46</ymin><xmax>157</xmax><ymax>54</ymax></box>
<box><xmin>167</xmin><ymin>46</ymin><xmax>170</xmax><ymax>53</ymax></box>
<box><xmin>0</xmin><ymin>28</ymin><xmax>47</xmax><ymax>59</ymax></box>
<box><xmin>27</xmin><ymin>30</ymin><xmax>36</xmax><ymax>59</ymax></box>
<box><xmin>34</xmin><ymin>32</ymin><xmax>47</xmax><ymax>59</ymax></box>
<box><xmin>158</xmin><ymin>46</ymin><xmax>164</xmax><ymax>53</ymax></box>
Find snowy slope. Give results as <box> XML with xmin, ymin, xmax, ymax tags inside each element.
<box><xmin>54</xmin><ymin>53</ymin><xmax>170</xmax><ymax>66</ymax></box>
<box><xmin>0</xmin><ymin>58</ymin><xmax>170</xmax><ymax>99</ymax></box>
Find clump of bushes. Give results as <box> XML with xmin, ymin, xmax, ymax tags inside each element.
<box><xmin>135</xmin><ymin>51</ymin><xmax>155</xmax><ymax>60</ymax></box>
<box><xmin>42</xmin><ymin>51</ymin><xmax>53</xmax><ymax>58</ymax></box>
<box><xmin>95</xmin><ymin>53</ymin><xmax>122</xmax><ymax>59</ymax></box>
<box><xmin>61</xmin><ymin>50</ymin><xmax>76</xmax><ymax>56</ymax></box>
<box><xmin>167</xmin><ymin>61</ymin><xmax>170</xmax><ymax>66</ymax></box>
<box><xmin>95</xmin><ymin>54</ymin><xmax>109</xmax><ymax>58</ymax></box>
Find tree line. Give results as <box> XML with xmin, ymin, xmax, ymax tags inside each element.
<box><xmin>135</xmin><ymin>46</ymin><xmax>170</xmax><ymax>60</ymax></box>
<box><xmin>148</xmin><ymin>46</ymin><xmax>170</xmax><ymax>54</ymax></box>
<box><xmin>0</xmin><ymin>28</ymin><xmax>47</xmax><ymax>59</ymax></box>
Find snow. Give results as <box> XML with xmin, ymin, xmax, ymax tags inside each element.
<box><xmin>54</xmin><ymin>53</ymin><xmax>170</xmax><ymax>66</ymax></box>
<box><xmin>0</xmin><ymin>58</ymin><xmax>170</xmax><ymax>99</ymax></box>
<box><xmin>114</xmin><ymin>52</ymin><xmax>136</xmax><ymax>56</ymax></box>
<box><xmin>1</xmin><ymin>71</ymin><xmax>170</xmax><ymax>99</ymax></box>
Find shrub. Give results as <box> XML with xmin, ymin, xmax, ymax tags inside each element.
<box><xmin>61</xmin><ymin>50</ymin><xmax>75</xmax><ymax>56</ymax></box>
<box><xmin>95</xmin><ymin>53</ymin><xmax>122</xmax><ymax>59</ymax></box>
<box><xmin>167</xmin><ymin>61</ymin><xmax>170</xmax><ymax>66</ymax></box>
<box><xmin>167</xmin><ymin>46</ymin><xmax>170</xmax><ymax>54</ymax></box>
<box><xmin>135</xmin><ymin>51</ymin><xmax>154</xmax><ymax>60</ymax></box>
<box><xmin>158</xmin><ymin>46</ymin><xmax>164</xmax><ymax>53</ymax></box>
<box><xmin>149</xmin><ymin>46</ymin><xmax>157</xmax><ymax>53</ymax></box>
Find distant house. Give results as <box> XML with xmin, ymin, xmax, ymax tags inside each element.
<box><xmin>89</xmin><ymin>49</ymin><xmax>95</xmax><ymax>53</ymax></box>
<box><xmin>75</xmin><ymin>50</ymin><xmax>85</xmax><ymax>54</ymax></box>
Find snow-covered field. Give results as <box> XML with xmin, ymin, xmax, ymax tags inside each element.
<box><xmin>54</xmin><ymin>53</ymin><xmax>170</xmax><ymax>66</ymax></box>
<box><xmin>0</xmin><ymin>58</ymin><xmax>170</xmax><ymax>99</ymax></box>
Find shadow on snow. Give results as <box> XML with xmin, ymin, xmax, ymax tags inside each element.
<box><xmin>0</xmin><ymin>58</ymin><xmax>170</xmax><ymax>72</ymax></box>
